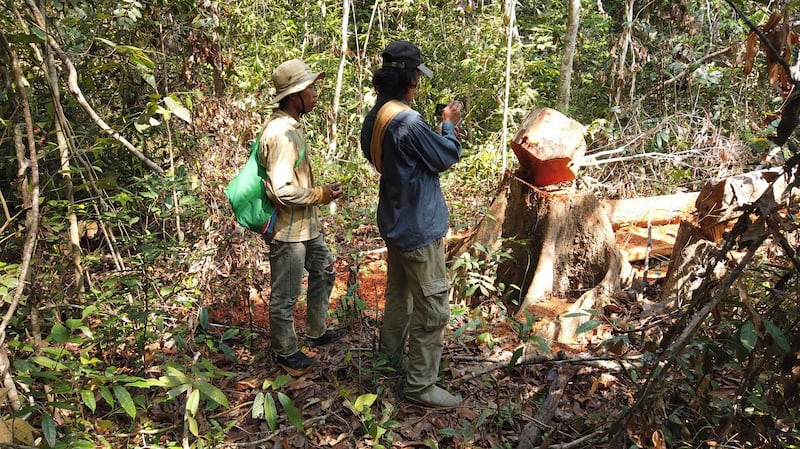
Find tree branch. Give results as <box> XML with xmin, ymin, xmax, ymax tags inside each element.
<box><xmin>645</xmin><ymin>45</ymin><xmax>734</xmax><ymax>97</ymax></box>
<box><xmin>24</xmin><ymin>0</ymin><xmax>165</xmax><ymax>175</ymax></box>
<box><xmin>725</xmin><ymin>0</ymin><xmax>795</xmax><ymax>84</ymax></box>
<box><xmin>0</xmin><ymin>36</ymin><xmax>41</xmax><ymax>348</ymax></box>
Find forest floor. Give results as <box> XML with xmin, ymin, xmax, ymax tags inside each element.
<box><xmin>200</xmin><ymin>219</ymin><xmax>665</xmax><ymax>449</ymax></box>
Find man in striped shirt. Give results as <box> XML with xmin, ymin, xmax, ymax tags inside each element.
<box><xmin>259</xmin><ymin>59</ymin><xmax>345</xmax><ymax>372</ymax></box>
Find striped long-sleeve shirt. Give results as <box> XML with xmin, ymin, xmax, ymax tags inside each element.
<box><xmin>258</xmin><ymin>110</ymin><xmax>327</xmax><ymax>242</ymax></box>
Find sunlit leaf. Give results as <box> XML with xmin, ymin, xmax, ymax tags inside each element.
<box><xmin>195</xmin><ymin>381</ymin><xmax>229</xmax><ymax>407</ymax></box>
<box><xmin>31</xmin><ymin>356</ymin><xmax>68</xmax><ymax>371</ymax></box>
<box><xmin>164</xmin><ymin>96</ymin><xmax>192</xmax><ymax>124</ymax></box>
<box><xmin>353</xmin><ymin>393</ymin><xmax>377</xmax><ymax>414</ymax></box>
<box><xmin>187</xmin><ymin>415</ymin><xmax>199</xmax><ymax>437</ymax></box>
<box><xmin>252</xmin><ymin>392</ymin><xmax>265</xmax><ymax>420</ymax></box>
<box><xmin>80</xmin><ymin>389</ymin><xmax>97</xmax><ymax>413</ymax></box>
<box><xmin>186</xmin><ymin>389</ymin><xmax>200</xmax><ymax>415</ymax></box>
<box><xmin>113</xmin><ymin>385</ymin><xmax>136</xmax><ymax>418</ymax></box>
<box><xmin>264</xmin><ymin>393</ymin><xmax>278</xmax><ymax>431</ymax></box>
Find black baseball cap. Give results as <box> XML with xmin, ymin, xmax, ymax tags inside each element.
<box><xmin>381</xmin><ymin>41</ymin><xmax>434</xmax><ymax>79</ymax></box>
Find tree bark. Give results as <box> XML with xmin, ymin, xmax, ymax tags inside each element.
<box><xmin>612</xmin><ymin>0</ymin><xmax>636</xmax><ymax>106</ymax></box>
<box><xmin>1</xmin><ymin>38</ymin><xmax>41</xmax><ymax>349</ymax></box>
<box><xmin>556</xmin><ymin>0</ymin><xmax>580</xmax><ymax>112</ymax></box>
<box><xmin>43</xmin><ymin>39</ymin><xmax>85</xmax><ymax>292</ymax></box>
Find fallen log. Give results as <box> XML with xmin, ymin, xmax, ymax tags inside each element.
<box><xmin>602</xmin><ymin>191</ymin><xmax>698</xmax><ymax>230</ymax></box>
<box><xmin>517</xmin><ymin>364</ymin><xmax>578</xmax><ymax>449</ymax></box>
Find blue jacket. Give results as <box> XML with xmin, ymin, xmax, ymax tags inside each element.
<box><xmin>361</xmin><ymin>97</ymin><xmax>462</xmax><ymax>251</ymax></box>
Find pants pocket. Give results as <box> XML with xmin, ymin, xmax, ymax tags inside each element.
<box><xmin>419</xmin><ymin>278</ymin><xmax>450</xmax><ymax>331</ymax></box>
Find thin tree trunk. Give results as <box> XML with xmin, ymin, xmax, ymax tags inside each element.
<box><xmin>329</xmin><ymin>0</ymin><xmax>350</xmax><ymax>161</ymax></box>
<box><xmin>613</xmin><ymin>0</ymin><xmax>635</xmax><ymax>107</ymax></box>
<box><xmin>556</xmin><ymin>0</ymin><xmax>580</xmax><ymax>112</ymax></box>
<box><xmin>43</xmin><ymin>39</ymin><xmax>85</xmax><ymax>292</ymax></box>
<box><xmin>1</xmin><ymin>37</ymin><xmax>41</xmax><ymax>349</ymax></box>
<box><xmin>500</xmin><ymin>0</ymin><xmax>517</xmax><ymax>174</ymax></box>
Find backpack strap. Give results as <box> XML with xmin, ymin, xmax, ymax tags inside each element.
<box><xmin>370</xmin><ymin>100</ymin><xmax>410</xmax><ymax>174</ymax></box>
<box><xmin>256</xmin><ymin>131</ymin><xmax>305</xmax><ymax>209</ymax></box>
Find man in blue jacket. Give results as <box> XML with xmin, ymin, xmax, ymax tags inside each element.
<box><xmin>360</xmin><ymin>40</ymin><xmax>463</xmax><ymax>408</ymax></box>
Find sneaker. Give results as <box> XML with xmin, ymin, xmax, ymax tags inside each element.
<box><xmin>307</xmin><ymin>329</ymin><xmax>346</xmax><ymax>347</ymax></box>
<box><xmin>276</xmin><ymin>351</ymin><xmax>317</xmax><ymax>372</ymax></box>
<box><xmin>404</xmin><ymin>385</ymin><xmax>461</xmax><ymax>408</ymax></box>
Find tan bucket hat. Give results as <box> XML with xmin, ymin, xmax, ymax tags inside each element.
<box><xmin>270</xmin><ymin>59</ymin><xmax>325</xmax><ymax>104</ymax></box>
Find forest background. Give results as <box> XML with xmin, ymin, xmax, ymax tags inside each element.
<box><xmin>2</xmin><ymin>0</ymin><xmax>800</xmax><ymax>448</ymax></box>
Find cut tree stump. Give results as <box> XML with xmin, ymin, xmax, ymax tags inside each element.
<box><xmin>496</xmin><ymin>175</ymin><xmax>634</xmax><ymax>315</ymax></box>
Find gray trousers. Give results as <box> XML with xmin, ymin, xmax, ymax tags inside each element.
<box><xmin>381</xmin><ymin>238</ymin><xmax>451</xmax><ymax>394</ymax></box>
<box><xmin>268</xmin><ymin>234</ymin><xmax>336</xmax><ymax>357</ymax></box>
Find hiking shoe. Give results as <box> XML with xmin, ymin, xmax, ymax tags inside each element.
<box><xmin>307</xmin><ymin>329</ymin><xmax>346</xmax><ymax>347</ymax></box>
<box><xmin>276</xmin><ymin>351</ymin><xmax>317</xmax><ymax>371</ymax></box>
<box><xmin>405</xmin><ymin>385</ymin><xmax>461</xmax><ymax>408</ymax></box>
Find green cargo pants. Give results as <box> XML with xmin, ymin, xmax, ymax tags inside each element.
<box><xmin>268</xmin><ymin>234</ymin><xmax>336</xmax><ymax>357</ymax></box>
<box><xmin>380</xmin><ymin>238</ymin><xmax>451</xmax><ymax>395</ymax></box>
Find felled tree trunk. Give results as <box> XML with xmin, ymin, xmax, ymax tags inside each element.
<box><xmin>496</xmin><ymin>175</ymin><xmax>633</xmax><ymax>313</ymax></box>
<box><xmin>658</xmin><ymin>167</ymin><xmax>796</xmax><ymax>306</ymax></box>
<box><xmin>603</xmin><ymin>192</ymin><xmax>698</xmax><ymax>230</ymax></box>
<box><xmin>695</xmin><ymin>167</ymin><xmax>792</xmax><ymax>241</ymax></box>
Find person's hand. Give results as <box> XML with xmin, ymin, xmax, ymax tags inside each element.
<box><xmin>319</xmin><ymin>182</ymin><xmax>344</xmax><ymax>204</ymax></box>
<box><xmin>441</xmin><ymin>100</ymin><xmax>463</xmax><ymax>125</ymax></box>
<box><xmin>327</xmin><ymin>182</ymin><xmax>343</xmax><ymax>200</ymax></box>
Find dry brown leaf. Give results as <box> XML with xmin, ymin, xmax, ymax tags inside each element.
<box><xmin>9</xmin><ymin>418</ymin><xmax>35</xmax><ymax>445</ymax></box>
<box><xmin>652</xmin><ymin>429</ymin><xmax>666</xmax><ymax>449</ymax></box>
<box><xmin>0</xmin><ymin>420</ymin><xmax>10</xmax><ymax>444</ymax></box>
<box><xmin>0</xmin><ymin>418</ymin><xmax>34</xmax><ymax>445</ymax></box>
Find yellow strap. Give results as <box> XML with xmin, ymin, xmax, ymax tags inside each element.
<box><xmin>370</xmin><ymin>100</ymin><xmax>410</xmax><ymax>174</ymax></box>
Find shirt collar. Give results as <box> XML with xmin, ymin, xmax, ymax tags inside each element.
<box><xmin>273</xmin><ymin>109</ymin><xmax>302</xmax><ymax>129</ymax></box>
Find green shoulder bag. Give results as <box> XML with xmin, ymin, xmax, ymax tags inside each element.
<box><xmin>225</xmin><ymin>134</ymin><xmax>304</xmax><ymax>234</ymax></box>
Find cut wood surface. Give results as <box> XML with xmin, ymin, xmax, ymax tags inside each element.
<box><xmin>511</xmin><ymin>108</ymin><xmax>586</xmax><ymax>187</ymax></box>
<box><xmin>615</xmin><ymin>223</ymin><xmax>679</xmax><ymax>262</ymax></box>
